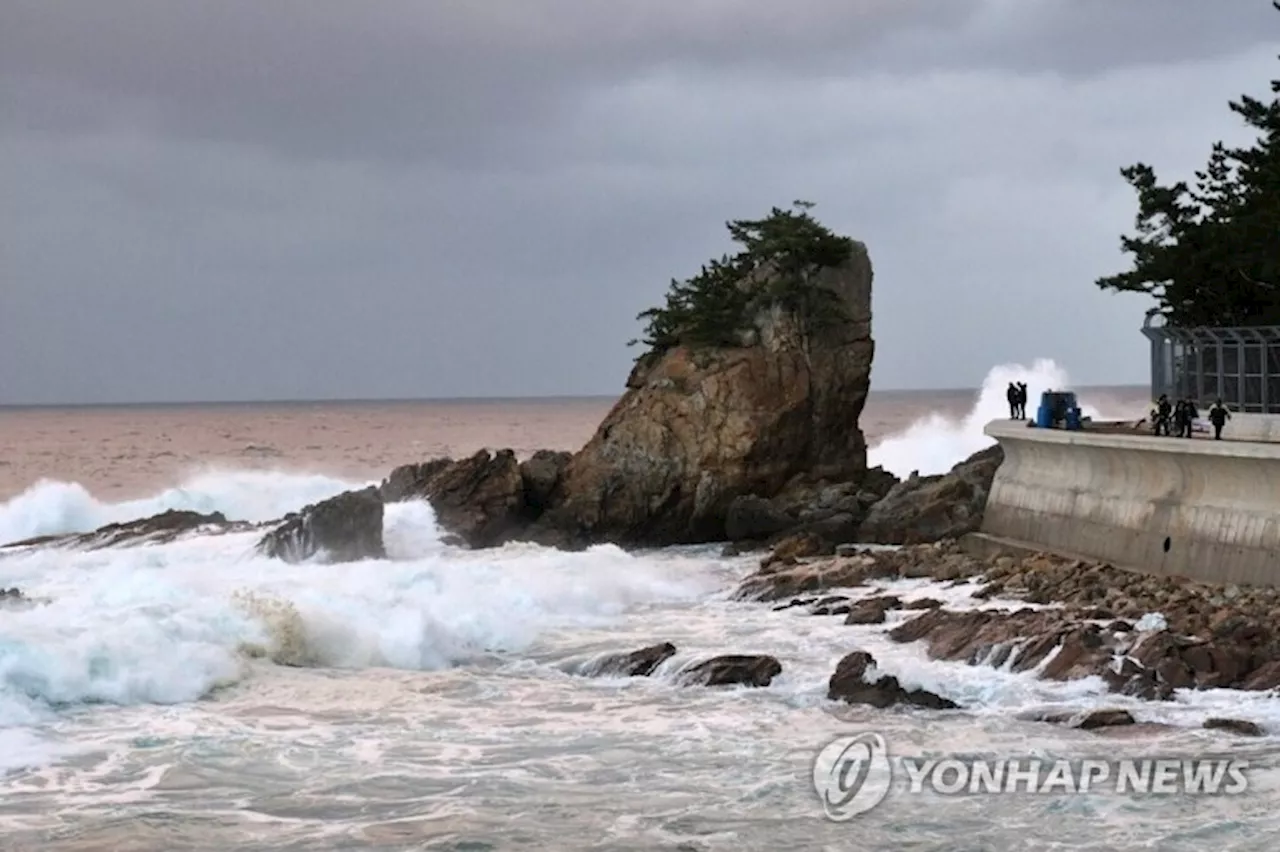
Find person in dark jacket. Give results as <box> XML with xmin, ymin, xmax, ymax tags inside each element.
<box><xmin>1007</xmin><ymin>382</ymin><xmax>1019</xmax><ymax>419</ymax></box>
<box><xmin>1208</xmin><ymin>399</ymin><xmax>1232</xmax><ymax>440</ymax></box>
<box><xmin>1016</xmin><ymin>382</ymin><xmax>1028</xmax><ymax>419</ymax></box>
<box><xmin>1179</xmin><ymin>398</ymin><xmax>1200</xmax><ymax>438</ymax></box>
<box><xmin>1153</xmin><ymin>394</ymin><xmax>1172</xmax><ymax>436</ymax></box>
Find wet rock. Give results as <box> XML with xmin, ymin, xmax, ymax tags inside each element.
<box><xmin>1035</xmin><ymin>708</ymin><xmax>1136</xmax><ymax>730</ymax></box>
<box><xmin>827</xmin><ymin>650</ymin><xmax>959</xmax><ymax>710</ymax></box>
<box><xmin>857</xmin><ymin>445</ymin><xmax>1003</xmax><ymax>544</ymax></box>
<box><xmin>844</xmin><ymin>598</ymin><xmax>891</xmax><ymax>625</ymax></box>
<box><xmin>809</xmin><ymin>595</ymin><xmax>854</xmax><ymax>616</ymax></box>
<box><xmin>902</xmin><ymin>597</ymin><xmax>944</xmax><ymax>610</ymax></box>
<box><xmin>1203</xmin><ymin>718</ymin><xmax>1265</xmax><ymax>737</ymax></box>
<box><xmin>381</xmin><ymin>450</ymin><xmax>527</xmax><ymax>548</ymax></box>
<box><xmin>588</xmin><ymin>643</ymin><xmax>678</xmax><ymax>677</ymax></box>
<box><xmin>680</xmin><ymin>655</ymin><xmax>782</xmax><ymax>688</ymax></box>
<box><xmin>258</xmin><ymin>487</ymin><xmax>386</xmax><ymax>563</ymax></box>
<box><xmin>4</xmin><ymin>509</ymin><xmax>253</xmax><ymax>551</ymax></box>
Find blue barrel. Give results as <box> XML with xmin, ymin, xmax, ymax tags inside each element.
<box><xmin>1065</xmin><ymin>407</ymin><xmax>1082</xmax><ymax>430</ymax></box>
<box><xmin>1035</xmin><ymin>396</ymin><xmax>1054</xmax><ymax>428</ymax></box>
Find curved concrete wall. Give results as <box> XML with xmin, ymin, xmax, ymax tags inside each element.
<box><xmin>981</xmin><ymin>421</ymin><xmax>1280</xmax><ymax>586</ymax></box>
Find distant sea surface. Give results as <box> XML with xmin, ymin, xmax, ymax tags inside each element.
<box><xmin>7</xmin><ymin>372</ymin><xmax>1251</xmax><ymax>852</ymax></box>
<box><xmin>0</xmin><ymin>384</ymin><xmax>1150</xmax><ymax>501</ymax></box>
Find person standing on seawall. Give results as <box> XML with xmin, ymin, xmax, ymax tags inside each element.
<box><xmin>1016</xmin><ymin>382</ymin><xmax>1028</xmax><ymax>419</ymax></box>
<box><xmin>1154</xmin><ymin>394</ymin><xmax>1172</xmax><ymax>436</ymax></box>
<box><xmin>1208</xmin><ymin>399</ymin><xmax>1232</xmax><ymax>440</ymax></box>
<box><xmin>1007</xmin><ymin>382</ymin><xmax>1019</xmax><ymax>419</ymax></box>
<box><xmin>1179</xmin><ymin>397</ymin><xmax>1200</xmax><ymax>438</ymax></box>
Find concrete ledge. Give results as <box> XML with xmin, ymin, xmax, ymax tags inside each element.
<box><xmin>979</xmin><ymin>420</ymin><xmax>1280</xmax><ymax>586</ymax></box>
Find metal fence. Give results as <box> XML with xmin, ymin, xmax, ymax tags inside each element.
<box><xmin>1142</xmin><ymin>313</ymin><xmax>1280</xmax><ymax>413</ymax></box>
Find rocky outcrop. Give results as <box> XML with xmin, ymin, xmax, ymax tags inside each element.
<box><xmin>258</xmin><ymin>487</ymin><xmax>385</xmax><ymax>563</ymax></box>
<box><xmin>738</xmin><ymin>541</ymin><xmax>1280</xmax><ymax>700</ymax></box>
<box><xmin>529</xmin><ymin>249</ymin><xmax>876</xmax><ymax>547</ymax></box>
<box><xmin>2</xmin><ymin>509</ymin><xmax>255</xmax><ymax>551</ymax></box>
<box><xmin>678</xmin><ymin>654</ymin><xmax>783</xmax><ymax>688</ymax></box>
<box><xmin>857</xmin><ymin>444</ymin><xmax>1003</xmax><ymax>544</ymax></box>
<box><xmin>380</xmin><ymin>450</ymin><xmax>529</xmax><ymax>548</ymax></box>
<box><xmin>827</xmin><ymin>650</ymin><xmax>959</xmax><ymax>709</ymax></box>
<box><xmin>1204</xmin><ymin>718</ymin><xmax>1265</xmax><ymax>737</ymax></box>
<box><xmin>586</xmin><ymin>643</ymin><xmax>678</xmax><ymax>677</ymax></box>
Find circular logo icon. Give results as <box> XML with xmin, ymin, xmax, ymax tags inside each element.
<box><xmin>812</xmin><ymin>732</ymin><xmax>892</xmax><ymax>821</ymax></box>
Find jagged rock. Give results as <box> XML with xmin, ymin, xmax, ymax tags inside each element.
<box><xmin>587</xmin><ymin>643</ymin><xmax>677</xmax><ymax>677</ymax></box>
<box><xmin>519</xmin><ymin>450</ymin><xmax>572</xmax><ymax>515</ymax></box>
<box><xmin>679</xmin><ymin>655</ymin><xmax>782</xmax><ymax>688</ymax></box>
<box><xmin>530</xmin><ymin>248</ymin><xmax>875</xmax><ymax>547</ymax></box>
<box><xmin>857</xmin><ymin>445</ymin><xmax>1003</xmax><ymax>544</ymax></box>
<box><xmin>379</xmin><ymin>458</ymin><xmax>454</xmax><ymax>503</ymax></box>
<box><xmin>903</xmin><ymin>597</ymin><xmax>944</xmax><ymax>610</ymax></box>
<box><xmin>759</xmin><ymin>531</ymin><xmax>833</xmax><ymax>571</ymax></box>
<box><xmin>381</xmin><ymin>450</ymin><xmax>527</xmax><ymax>548</ymax></box>
<box><xmin>827</xmin><ymin>650</ymin><xmax>959</xmax><ymax>709</ymax></box>
<box><xmin>1204</xmin><ymin>718</ymin><xmax>1265</xmax><ymax>737</ymax></box>
<box><xmin>257</xmin><ymin>487</ymin><xmax>385</xmax><ymax>563</ymax></box>
<box><xmin>2</xmin><ymin>509</ymin><xmax>254</xmax><ymax>551</ymax></box>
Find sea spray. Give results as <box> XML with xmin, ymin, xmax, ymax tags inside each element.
<box><xmin>867</xmin><ymin>358</ymin><xmax>1129</xmax><ymax>478</ymax></box>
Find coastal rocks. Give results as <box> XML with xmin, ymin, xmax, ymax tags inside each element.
<box><xmin>519</xmin><ymin>450</ymin><xmax>572</xmax><ymax>515</ymax></box>
<box><xmin>2</xmin><ymin>509</ymin><xmax>254</xmax><ymax>551</ymax></box>
<box><xmin>724</xmin><ymin>495</ymin><xmax>795</xmax><ymax>542</ymax></box>
<box><xmin>381</xmin><ymin>450</ymin><xmax>527</xmax><ymax>548</ymax></box>
<box><xmin>678</xmin><ymin>654</ymin><xmax>783</xmax><ymax>688</ymax></box>
<box><xmin>857</xmin><ymin>445</ymin><xmax>1003</xmax><ymax>544</ymax></box>
<box><xmin>530</xmin><ymin>248</ymin><xmax>876</xmax><ymax>547</ymax></box>
<box><xmin>587</xmin><ymin>643</ymin><xmax>678</xmax><ymax>677</ymax></box>
<box><xmin>827</xmin><ymin>650</ymin><xmax>959</xmax><ymax>710</ymax></box>
<box><xmin>258</xmin><ymin>487</ymin><xmax>385</xmax><ymax>563</ymax></box>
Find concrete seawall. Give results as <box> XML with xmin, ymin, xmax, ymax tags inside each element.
<box><xmin>979</xmin><ymin>421</ymin><xmax>1280</xmax><ymax>586</ymax></box>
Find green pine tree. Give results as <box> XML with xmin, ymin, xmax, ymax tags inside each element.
<box><xmin>1097</xmin><ymin>2</ymin><xmax>1280</xmax><ymax>327</ymax></box>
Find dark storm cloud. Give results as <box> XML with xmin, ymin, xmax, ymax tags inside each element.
<box><xmin>1</xmin><ymin>1</ymin><xmax>1279</xmax><ymax>404</ymax></box>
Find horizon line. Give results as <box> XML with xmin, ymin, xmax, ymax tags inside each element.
<box><xmin>0</xmin><ymin>383</ymin><xmax>1149</xmax><ymax>410</ymax></box>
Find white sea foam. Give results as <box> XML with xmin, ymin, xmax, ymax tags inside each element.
<box><xmin>867</xmin><ymin>358</ymin><xmax>1118</xmax><ymax>478</ymax></box>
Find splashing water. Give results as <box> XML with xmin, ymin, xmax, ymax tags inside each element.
<box><xmin>867</xmin><ymin>358</ymin><xmax>1117</xmax><ymax>478</ymax></box>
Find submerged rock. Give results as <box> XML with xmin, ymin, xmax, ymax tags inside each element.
<box><xmin>679</xmin><ymin>655</ymin><xmax>782</xmax><ymax>688</ymax></box>
<box><xmin>587</xmin><ymin>643</ymin><xmax>678</xmax><ymax>677</ymax></box>
<box><xmin>827</xmin><ymin>650</ymin><xmax>959</xmax><ymax>710</ymax></box>
<box><xmin>257</xmin><ymin>487</ymin><xmax>385</xmax><ymax>563</ymax></box>
<box><xmin>1203</xmin><ymin>717</ymin><xmax>1265</xmax><ymax>737</ymax></box>
<box><xmin>1031</xmin><ymin>708</ymin><xmax>1136</xmax><ymax>730</ymax></box>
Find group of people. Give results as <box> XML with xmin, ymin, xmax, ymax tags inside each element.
<box><xmin>1005</xmin><ymin>382</ymin><xmax>1029</xmax><ymax>419</ymax></box>
<box><xmin>1151</xmin><ymin>394</ymin><xmax>1234</xmax><ymax>440</ymax></box>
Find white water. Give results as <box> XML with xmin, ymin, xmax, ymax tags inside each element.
<box><xmin>868</xmin><ymin>358</ymin><xmax>1117</xmax><ymax>478</ymax></box>
<box><xmin>1</xmin><ymin>362</ymin><xmax>1276</xmax><ymax>850</ymax></box>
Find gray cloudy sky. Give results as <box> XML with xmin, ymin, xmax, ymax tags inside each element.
<box><xmin>2</xmin><ymin>0</ymin><xmax>1278</xmax><ymax>404</ymax></box>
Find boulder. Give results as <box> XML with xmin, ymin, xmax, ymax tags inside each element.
<box><xmin>857</xmin><ymin>444</ymin><xmax>1003</xmax><ymax>544</ymax></box>
<box><xmin>530</xmin><ymin>248</ymin><xmax>875</xmax><ymax>547</ymax></box>
<box><xmin>827</xmin><ymin>650</ymin><xmax>959</xmax><ymax>710</ymax></box>
<box><xmin>679</xmin><ymin>654</ymin><xmax>783</xmax><ymax>688</ymax></box>
<box><xmin>587</xmin><ymin>643</ymin><xmax>678</xmax><ymax>677</ymax></box>
<box><xmin>258</xmin><ymin>487</ymin><xmax>385</xmax><ymax>563</ymax></box>
<box><xmin>1033</xmin><ymin>708</ymin><xmax>1136</xmax><ymax>730</ymax></box>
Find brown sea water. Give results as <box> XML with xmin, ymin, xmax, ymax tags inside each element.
<box><xmin>0</xmin><ymin>386</ymin><xmax>1150</xmax><ymax>502</ymax></box>
<box><xmin>9</xmin><ymin>377</ymin><xmax>1275</xmax><ymax>852</ymax></box>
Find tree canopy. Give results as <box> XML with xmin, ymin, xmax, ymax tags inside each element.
<box><xmin>1096</xmin><ymin>2</ymin><xmax>1280</xmax><ymax>328</ymax></box>
<box><xmin>630</xmin><ymin>201</ymin><xmax>855</xmax><ymax>354</ymax></box>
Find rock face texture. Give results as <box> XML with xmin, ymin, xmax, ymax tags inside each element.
<box><xmin>857</xmin><ymin>444</ymin><xmax>1003</xmax><ymax>544</ymax></box>
<box><xmin>532</xmin><ymin>250</ymin><xmax>876</xmax><ymax>547</ymax></box>
<box><xmin>2</xmin><ymin>509</ymin><xmax>255</xmax><ymax>551</ymax></box>
<box><xmin>258</xmin><ymin>487</ymin><xmax>386</xmax><ymax>563</ymax></box>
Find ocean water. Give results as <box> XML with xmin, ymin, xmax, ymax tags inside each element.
<box><xmin>3</xmin><ymin>361</ymin><xmax>1276</xmax><ymax>851</ymax></box>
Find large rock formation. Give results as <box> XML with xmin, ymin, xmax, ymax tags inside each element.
<box><xmin>530</xmin><ymin>249</ymin><xmax>875</xmax><ymax>547</ymax></box>
<box><xmin>857</xmin><ymin>444</ymin><xmax>1003</xmax><ymax>544</ymax></box>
